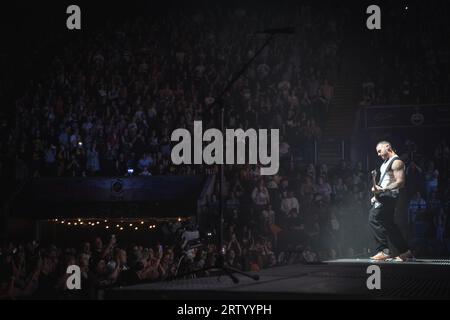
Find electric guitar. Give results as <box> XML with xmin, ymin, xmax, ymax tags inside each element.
<box><xmin>370</xmin><ymin>169</ymin><xmax>397</xmax><ymax>207</ymax></box>
<box><xmin>370</xmin><ymin>170</ymin><xmax>381</xmax><ymax>207</ymax></box>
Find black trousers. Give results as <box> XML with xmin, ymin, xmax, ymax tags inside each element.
<box><xmin>368</xmin><ymin>197</ymin><xmax>408</xmax><ymax>254</ymax></box>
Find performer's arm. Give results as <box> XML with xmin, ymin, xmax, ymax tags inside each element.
<box><xmin>383</xmin><ymin>160</ymin><xmax>406</xmax><ymax>190</ymax></box>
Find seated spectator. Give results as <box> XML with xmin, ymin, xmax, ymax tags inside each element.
<box><xmin>406</xmin><ymin>161</ymin><xmax>425</xmax><ymax>197</ymax></box>
<box><xmin>434</xmin><ymin>208</ymin><xmax>448</xmax><ymax>243</ymax></box>
<box><xmin>261</xmin><ymin>204</ymin><xmax>275</xmax><ymax>225</ymax></box>
<box><xmin>332</xmin><ymin>177</ymin><xmax>348</xmax><ymax>202</ymax></box>
<box><xmin>315</xmin><ymin>176</ymin><xmax>332</xmax><ymax>202</ymax></box>
<box><xmin>362</xmin><ymin>77</ymin><xmax>375</xmax><ymax>101</ymax></box>
<box><xmin>320</xmin><ymin>79</ymin><xmax>334</xmax><ymax>103</ymax></box>
<box><xmin>137</xmin><ymin>153</ymin><xmax>153</xmax><ymax>173</ymax></box>
<box><xmin>425</xmin><ymin>162</ymin><xmax>439</xmax><ymax>199</ymax></box>
<box><xmin>139</xmin><ymin>167</ymin><xmax>152</xmax><ymax>176</ymax></box>
<box><xmin>225</xmin><ymin>249</ymin><xmax>242</xmax><ymax>270</ymax></box>
<box><xmin>408</xmin><ymin>191</ymin><xmax>427</xmax><ymax>225</ymax></box>
<box><xmin>428</xmin><ymin>192</ymin><xmax>442</xmax><ymax>211</ymax></box>
<box><xmin>86</xmin><ymin>144</ymin><xmax>100</xmax><ymax>175</ymax></box>
<box><xmin>300</xmin><ymin>176</ymin><xmax>315</xmax><ymax>203</ymax></box>
<box><xmin>281</xmin><ymin>191</ymin><xmax>300</xmax><ymax>216</ymax></box>
<box><xmin>251</xmin><ymin>181</ymin><xmax>270</xmax><ymax>210</ymax></box>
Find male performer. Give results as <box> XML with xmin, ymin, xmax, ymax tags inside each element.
<box><xmin>369</xmin><ymin>141</ymin><xmax>413</xmax><ymax>261</ymax></box>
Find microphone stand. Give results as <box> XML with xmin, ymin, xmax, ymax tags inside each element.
<box><xmin>173</xmin><ymin>33</ymin><xmax>278</xmax><ymax>283</ymax></box>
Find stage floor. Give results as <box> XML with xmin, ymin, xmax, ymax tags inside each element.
<box><xmin>105</xmin><ymin>258</ymin><xmax>450</xmax><ymax>300</ymax></box>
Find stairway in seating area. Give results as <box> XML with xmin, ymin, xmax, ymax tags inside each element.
<box><xmin>317</xmin><ymin>53</ymin><xmax>363</xmax><ymax>166</ymax></box>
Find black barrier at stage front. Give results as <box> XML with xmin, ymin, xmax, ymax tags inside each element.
<box><xmin>10</xmin><ymin>176</ymin><xmax>205</xmax><ymax>219</ymax></box>
<box><xmin>364</xmin><ymin>104</ymin><xmax>450</xmax><ymax>129</ymax></box>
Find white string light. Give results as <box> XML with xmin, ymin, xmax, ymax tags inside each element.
<box><xmin>49</xmin><ymin>217</ymin><xmax>184</xmax><ymax>232</ymax></box>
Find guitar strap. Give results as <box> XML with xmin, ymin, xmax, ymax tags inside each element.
<box><xmin>378</xmin><ymin>156</ymin><xmax>400</xmax><ymax>186</ymax></box>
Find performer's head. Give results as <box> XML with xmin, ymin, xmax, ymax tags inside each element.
<box><xmin>376</xmin><ymin>141</ymin><xmax>394</xmax><ymax>160</ymax></box>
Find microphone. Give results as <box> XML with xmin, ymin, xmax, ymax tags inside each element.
<box><xmin>255</xmin><ymin>27</ymin><xmax>295</xmax><ymax>34</ymax></box>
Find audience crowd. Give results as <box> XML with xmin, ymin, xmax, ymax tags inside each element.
<box><xmin>1</xmin><ymin>2</ymin><xmax>449</xmax><ymax>300</ymax></box>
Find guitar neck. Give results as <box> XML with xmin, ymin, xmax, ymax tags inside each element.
<box><xmin>372</xmin><ymin>177</ymin><xmax>377</xmax><ymax>188</ymax></box>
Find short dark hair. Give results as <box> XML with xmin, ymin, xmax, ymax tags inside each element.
<box><xmin>376</xmin><ymin>140</ymin><xmax>391</xmax><ymax>147</ymax></box>
<box><xmin>377</xmin><ymin>141</ymin><xmax>395</xmax><ymax>152</ymax></box>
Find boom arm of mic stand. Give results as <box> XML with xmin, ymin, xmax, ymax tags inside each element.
<box><xmin>207</xmin><ymin>33</ymin><xmax>276</xmax><ymax>113</ymax></box>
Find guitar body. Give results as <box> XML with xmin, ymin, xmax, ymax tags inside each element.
<box><xmin>370</xmin><ymin>170</ymin><xmax>398</xmax><ymax>207</ymax></box>
<box><xmin>376</xmin><ymin>190</ymin><xmax>398</xmax><ymax>203</ymax></box>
